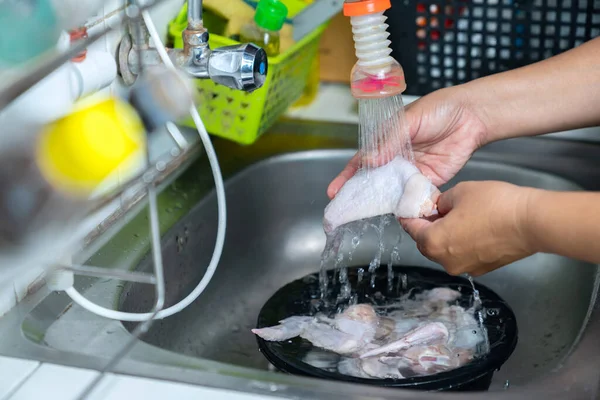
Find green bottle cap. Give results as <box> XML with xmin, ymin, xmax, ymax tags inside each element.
<box><xmin>254</xmin><ymin>0</ymin><xmax>288</xmax><ymax>32</ymax></box>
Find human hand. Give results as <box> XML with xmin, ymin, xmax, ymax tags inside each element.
<box><xmin>400</xmin><ymin>181</ymin><xmax>537</xmax><ymax>277</ymax></box>
<box><xmin>327</xmin><ymin>86</ymin><xmax>490</xmax><ymax>199</ymax></box>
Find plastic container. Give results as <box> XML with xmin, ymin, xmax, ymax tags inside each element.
<box><xmin>383</xmin><ymin>0</ymin><xmax>600</xmax><ymax>96</ymax></box>
<box><xmin>240</xmin><ymin>0</ymin><xmax>289</xmax><ymax>57</ymax></box>
<box><xmin>168</xmin><ymin>1</ymin><xmax>328</xmax><ymax>145</ymax></box>
<box><xmin>255</xmin><ymin>266</ymin><xmax>518</xmax><ymax>392</ymax></box>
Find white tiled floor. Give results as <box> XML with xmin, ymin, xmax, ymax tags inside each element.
<box><xmin>9</xmin><ymin>364</ymin><xmax>99</xmax><ymax>400</ymax></box>
<box><xmin>0</xmin><ymin>356</ymin><xmax>281</xmax><ymax>400</ymax></box>
<box><xmin>86</xmin><ymin>374</ymin><xmax>284</xmax><ymax>400</ymax></box>
<box><xmin>0</xmin><ymin>357</ymin><xmax>39</xmax><ymax>399</ymax></box>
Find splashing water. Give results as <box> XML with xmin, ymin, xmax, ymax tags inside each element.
<box><xmin>466</xmin><ymin>274</ymin><xmax>490</xmax><ymax>354</ymax></box>
<box><xmin>368</xmin><ymin>215</ymin><xmax>393</xmax><ymax>288</ymax></box>
<box><xmin>388</xmin><ymin>238</ymin><xmax>401</xmax><ymax>292</ymax></box>
<box><xmin>467</xmin><ymin>275</ymin><xmax>482</xmax><ymax>309</ymax></box>
<box><xmin>318</xmin><ymin>231</ymin><xmax>344</xmax><ymax>299</ymax></box>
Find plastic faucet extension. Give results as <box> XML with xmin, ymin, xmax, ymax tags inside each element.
<box><xmin>343</xmin><ymin>0</ymin><xmax>407</xmax><ymax>98</ymax></box>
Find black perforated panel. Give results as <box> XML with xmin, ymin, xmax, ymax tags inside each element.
<box><xmin>385</xmin><ymin>0</ymin><xmax>600</xmax><ymax>96</ymax></box>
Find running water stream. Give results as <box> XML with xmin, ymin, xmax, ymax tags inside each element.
<box><xmin>317</xmin><ymin>91</ymin><xmax>490</xmax><ymax>351</ymax></box>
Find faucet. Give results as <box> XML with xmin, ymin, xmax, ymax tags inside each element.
<box><xmin>119</xmin><ymin>0</ymin><xmax>268</xmax><ymax>92</ymax></box>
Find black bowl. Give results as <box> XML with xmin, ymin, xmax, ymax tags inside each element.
<box><xmin>255</xmin><ymin>266</ymin><xmax>518</xmax><ymax>392</ymax></box>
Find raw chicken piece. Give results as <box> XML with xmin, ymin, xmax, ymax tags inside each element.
<box><xmin>253</xmin><ymin>306</ymin><xmax>383</xmax><ymax>355</ymax></box>
<box><xmin>431</xmin><ymin>305</ymin><xmax>485</xmax><ymax>349</ymax></box>
<box><xmin>300</xmin><ymin>322</ymin><xmax>365</xmax><ymax>354</ymax></box>
<box><xmin>303</xmin><ymin>350</ymin><xmax>340</xmax><ymax>372</ymax></box>
<box><xmin>392</xmin><ymin>318</ymin><xmax>421</xmax><ymax>337</ymax></box>
<box><xmin>333</xmin><ymin>304</ymin><xmax>379</xmax><ymax>342</ymax></box>
<box><xmin>401</xmin><ymin>343</ymin><xmax>477</xmax><ymax>375</ymax></box>
<box><xmin>332</xmin><ymin>304</ymin><xmax>395</xmax><ymax>342</ymax></box>
<box><xmin>338</xmin><ymin>356</ymin><xmax>407</xmax><ymax>379</ymax></box>
<box><xmin>338</xmin><ymin>357</ymin><xmax>371</xmax><ymax>378</ymax></box>
<box><xmin>379</xmin><ymin>356</ymin><xmax>421</xmax><ymax>378</ymax></box>
<box><xmin>251</xmin><ymin>316</ymin><xmax>314</xmax><ymax>341</ymax></box>
<box><xmin>400</xmin><ymin>344</ymin><xmax>458</xmax><ymax>374</ymax></box>
<box><xmin>361</xmin><ymin>357</ymin><xmax>405</xmax><ymax>379</ymax></box>
<box><xmin>323</xmin><ymin>156</ymin><xmax>440</xmax><ymax>233</ymax></box>
<box><xmin>375</xmin><ymin>316</ymin><xmax>396</xmax><ymax>340</ymax></box>
<box><xmin>360</xmin><ymin>322</ymin><xmax>449</xmax><ymax>359</ymax></box>
<box><xmin>427</xmin><ymin>288</ymin><xmax>462</xmax><ymax>303</ymax></box>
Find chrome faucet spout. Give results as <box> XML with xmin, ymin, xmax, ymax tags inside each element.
<box><xmin>119</xmin><ymin>1</ymin><xmax>268</xmax><ymax>93</ymax></box>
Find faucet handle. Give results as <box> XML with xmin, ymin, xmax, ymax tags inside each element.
<box><xmin>208</xmin><ymin>43</ymin><xmax>268</xmax><ymax>93</ymax></box>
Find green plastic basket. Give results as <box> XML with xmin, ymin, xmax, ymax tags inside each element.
<box><xmin>169</xmin><ymin>1</ymin><xmax>327</xmax><ymax>145</ymax></box>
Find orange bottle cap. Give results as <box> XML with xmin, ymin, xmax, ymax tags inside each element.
<box><xmin>343</xmin><ymin>0</ymin><xmax>391</xmax><ymax>16</ymax></box>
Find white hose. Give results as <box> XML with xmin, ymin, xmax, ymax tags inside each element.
<box><xmin>64</xmin><ymin>12</ymin><xmax>227</xmax><ymax>321</ymax></box>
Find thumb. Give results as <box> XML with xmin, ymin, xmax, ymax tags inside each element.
<box><xmin>399</xmin><ymin>218</ymin><xmax>432</xmax><ymax>243</ymax></box>
<box><xmin>437</xmin><ymin>188</ymin><xmax>458</xmax><ymax>216</ymax></box>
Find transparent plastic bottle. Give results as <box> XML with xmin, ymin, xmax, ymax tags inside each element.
<box><xmin>239</xmin><ymin>0</ymin><xmax>288</xmax><ymax>57</ymax></box>
<box><xmin>344</xmin><ymin>0</ymin><xmax>407</xmax><ymax>99</ymax></box>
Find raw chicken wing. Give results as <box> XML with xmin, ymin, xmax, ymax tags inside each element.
<box><xmin>360</xmin><ymin>322</ymin><xmax>449</xmax><ymax>358</ymax></box>
<box><xmin>251</xmin><ymin>316</ymin><xmax>314</xmax><ymax>341</ymax></box>
<box><xmin>323</xmin><ymin>156</ymin><xmax>440</xmax><ymax>233</ymax></box>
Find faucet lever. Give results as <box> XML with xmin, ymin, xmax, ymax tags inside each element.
<box><xmin>208</xmin><ymin>43</ymin><xmax>268</xmax><ymax>93</ymax></box>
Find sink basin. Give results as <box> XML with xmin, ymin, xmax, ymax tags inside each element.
<box><xmin>1</xmin><ymin>121</ymin><xmax>600</xmax><ymax>400</ymax></box>
<box><xmin>119</xmin><ymin>149</ymin><xmax>595</xmax><ymax>390</ymax></box>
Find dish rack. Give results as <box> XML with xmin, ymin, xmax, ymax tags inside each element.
<box><xmin>168</xmin><ymin>0</ymin><xmax>328</xmax><ymax>145</ymax></box>
<box><xmin>385</xmin><ymin>0</ymin><xmax>600</xmax><ymax>96</ymax></box>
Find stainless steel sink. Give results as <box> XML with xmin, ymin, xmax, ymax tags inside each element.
<box><xmin>118</xmin><ymin>149</ymin><xmax>595</xmax><ymax>390</ymax></box>
<box><xmin>0</xmin><ymin>120</ymin><xmax>599</xmax><ymax>400</ymax></box>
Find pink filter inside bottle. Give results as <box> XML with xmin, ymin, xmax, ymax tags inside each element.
<box><xmin>350</xmin><ymin>61</ymin><xmax>407</xmax><ymax>99</ymax></box>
